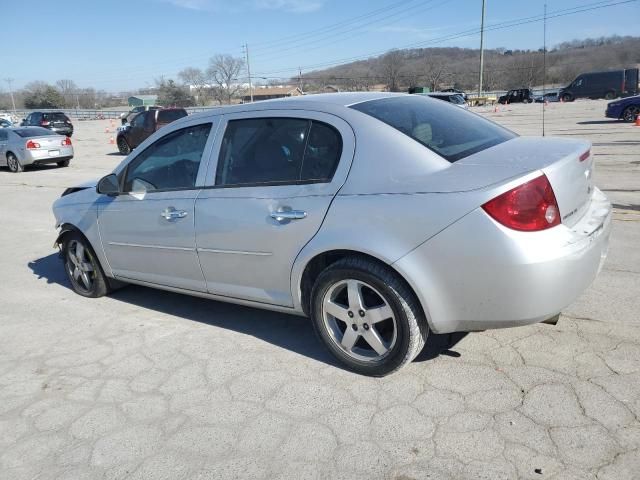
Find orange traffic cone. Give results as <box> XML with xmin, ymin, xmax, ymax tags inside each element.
<box><xmin>105</xmin><ymin>127</ymin><xmax>110</xmax><ymax>133</ymax></box>
<box><xmin>494</xmin><ymin>105</ymin><xmax>498</xmax><ymax>113</ymax></box>
<box><xmin>635</xmin><ymin>114</ymin><xmax>640</xmax><ymax>127</ymax></box>
<box><xmin>109</xmin><ymin>136</ymin><xmax>115</xmax><ymax>144</ymax></box>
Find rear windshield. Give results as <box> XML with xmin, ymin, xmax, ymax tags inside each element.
<box><xmin>351</xmin><ymin>96</ymin><xmax>516</xmax><ymax>162</ymax></box>
<box><xmin>43</xmin><ymin>112</ymin><xmax>70</xmax><ymax>121</ymax></box>
<box><xmin>13</xmin><ymin>127</ymin><xmax>58</xmax><ymax>137</ymax></box>
<box><xmin>157</xmin><ymin>110</ymin><xmax>187</xmax><ymax>123</ymax></box>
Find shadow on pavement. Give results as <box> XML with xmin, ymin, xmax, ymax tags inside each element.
<box><xmin>28</xmin><ymin>252</ymin><xmax>466</xmax><ymax>371</ymax></box>
<box><xmin>576</xmin><ymin>120</ymin><xmax>622</xmax><ymax>125</ymax></box>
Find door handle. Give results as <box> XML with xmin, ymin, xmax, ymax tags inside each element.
<box><xmin>270</xmin><ymin>209</ymin><xmax>307</xmax><ymax>223</ymax></box>
<box><xmin>161</xmin><ymin>207</ymin><xmax>188</xmax><ymax>221</ymax></box>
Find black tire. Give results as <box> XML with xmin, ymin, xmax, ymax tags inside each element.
<box><xmin>6</xmin><ymin>153</ymin><xmax>23</xmax><ymax>173</ymax></box>
<box><xmin>62</xmin><ymin>231</ymin><xmax>111</xmax><ymax>298</ymax></box>
<box><xmin>310</xmin><ymin>256</ymin><xmax>429</xmax><ymax>376</ymax></box>
<box><xmin>604</xmin><ymin>91</ymin><xmax>616</xmax><ymax>100</ymax></box>
<box><xmin>561</xmin><ymin>93</ymin><xmax>573</xmax><ymax>102</ymax></box>
<box><xmin>622</xmin><ymin>105</ymin><xmax>640</xmax><ymax>123</ymax></box>
<box><xmin>57</xmin><ymin>159</ymin><xmax>70</xmax><ymax>168</ymax></box>
<box><xmin>117</xmin><ymin>136</ymin><xmax>131</xmax><ymax>155</ymax></box>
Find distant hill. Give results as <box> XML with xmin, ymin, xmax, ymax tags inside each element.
<box><xmin>297</xmin><ymin>35</ymin><xmax>640</xmax><ymax>93</ymax></box>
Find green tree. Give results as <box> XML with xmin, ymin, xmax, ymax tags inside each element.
<box><xmin>23</xmin><ymin>82</ymin><xmax>66</xmax><ymax>109</ymax></box>
<box><xmin>156</xmin><ymin>79</ymin><xmax>195</xmax><ymax>107</ymax></box>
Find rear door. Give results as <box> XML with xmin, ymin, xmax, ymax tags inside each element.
<box><xmin>194</xmin><ymin>110</ymin><xmax>355</xmax><ymax>307</ymax></box>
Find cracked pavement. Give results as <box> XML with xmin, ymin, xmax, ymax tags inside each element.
<box><xmin>1</xmin><ymin>100</ymin><xmax>639</xmax><ymax>479</ymax></box>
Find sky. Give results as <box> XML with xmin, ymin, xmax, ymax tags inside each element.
<box><xmin>2</xmin><ymin>0</ymin><xmax>639</xmax><ymax>92</ymax></box>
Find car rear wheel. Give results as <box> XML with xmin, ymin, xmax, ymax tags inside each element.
<box><xmin>63</xmin><ymin>232</ymin><xmax>110</xmax><ymax>298</ymax></box>
<box><xmin>561</xmin><ymin>93</ymin><xmax>573</xmax><ymax>102</ymax></box>
<box><xmin>117</xmin><ymin>136</ymin><xmax>131</xmax><ymax>155</ymax></box>
<box><xmin>310</xmin><ymin>256</ymin><xmax>428</xmax><ymax>376</ymax></box>
<box><xmin>6</xmin><ymin>153</ymin><xmax>23</xmax><ymax>173</ymax></box>
<box><xmin>622</xmin><ymin>105</ymin><xmax>640</xmax><ymax>122</ymax></box>
<box><xmin>604</xmin><ymin>91</ymin><xmax>616</xmax><ymax>100</ymax></box>
<box><xmin>57</xmin><ymin>160</ymin><xmax>70</xmax><ymax>168</ymax></box>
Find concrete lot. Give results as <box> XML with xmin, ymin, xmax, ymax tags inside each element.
<box><xmin>0</xmin><ymin>99</ymin><xmax>639</xmax><ymax>479</ymax></box>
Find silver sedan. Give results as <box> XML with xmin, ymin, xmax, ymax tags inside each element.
<box><xmin>52</xmin><ymin>93</ymin><xmax>611</xmax><ymax>376</ymax></box>
<box><xmin>1</xmin><ymin>127</ymin><xmax>73</xmax><ymax>172</ymax></box>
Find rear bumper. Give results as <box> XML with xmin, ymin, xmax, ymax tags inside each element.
<box><xmin>22</xmin><ymin>148</ymin><xmax>74</xmax><ymax>166</ymax></box>
<box><xmin>394</xmin><ymin>188</ymin><xmax>612</xmax><ymax>334</ymax></box>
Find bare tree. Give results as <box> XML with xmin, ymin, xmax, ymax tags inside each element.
<box><xmin>178</xmin><ymin>67</ymin><xmax>208</xmax><ymax>105</ymax></box>
<box><xmin>377</xmin><ymin>50</ymin><xmax>405</xmax><ymax>92</ymax></box>
<box><xmin>206</xmin><ymin>54</ymin><xmax>245</xmax><ymax>104</ymax></box>
<box><xmin>55</xmin><ymin>79</ymin><xmax>78</xmax><ymax>107</ymax></box>
<box><xmin>421</xmin><ymin>55</ymin><xmax>448</xmax><ymax>91</ymax></box>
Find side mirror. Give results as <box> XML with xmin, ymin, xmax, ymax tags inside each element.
<box><xmin>96</xmin><ymin>174</ymin><xmax>120</xmax><ymax>196</ymax></box>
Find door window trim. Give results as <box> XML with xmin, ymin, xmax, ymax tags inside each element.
<box><xmin>117</xmin><ymin>121</ymin><xmax>215</xmax><ymax>194</ymax></box>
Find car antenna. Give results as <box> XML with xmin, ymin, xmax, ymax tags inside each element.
<box><xmin>542</xmin><ymin>3</ymin><xmax>547</xmax><ymax>137</ymax></box>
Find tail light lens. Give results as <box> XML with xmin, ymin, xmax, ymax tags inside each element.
<box><xmin>61</xmin><ymin>137</ymin><xmax>72</xmax><ymax>146</ymax></box>
<box><xmin>41</xmin><ymin>120</ymin><xmax>50</xmax><ymax>126</ymax></box>
<box><xmin>482</xmin><ymin>174</ymin><xmax>560</xmax><ymax>231</ymax></box>
<box><xmin>26</xmin><ymin>140</ymin><xmax>40</xmax><ymax>149</ymax></box>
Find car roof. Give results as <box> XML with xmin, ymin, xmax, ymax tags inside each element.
<box><xmin>186</xmin><ymin>92</ymin><xmax>409</xmax><ymax>121</ymax></box>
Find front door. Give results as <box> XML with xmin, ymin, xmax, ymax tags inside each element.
<box><xmin>195</xmin><ymin>111</ymin><xmax>355</xmax><ymax>307</ymax></box>
<box><xmin>98</xmin><ymin>121</ymin><xmax>217</xmax><ymax>291</ymax></box>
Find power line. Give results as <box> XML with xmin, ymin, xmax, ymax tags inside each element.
<box><xmin>252</xmin><ymin>0</ymin><xmax>638</xmax><ymax>77</ymax></box>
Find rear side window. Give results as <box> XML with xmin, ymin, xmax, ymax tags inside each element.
<box><xmin>14</xmin><ymin>128</ymin><xmax>58</xmax><ymax>137</ymax></box>
<box><xmin>157</xmin><ymin>110</ymin><xmax>187</xmax><ymax>123</ymax></box>
<box><xmin>351</xmin><ymin>96</ymin><xmax>516</xmax><ymax>162</ymax></box>
<box><xmin>216</xmin><ymin>118</ymin><xmax>342</xmax><ymax>186</ymax></box>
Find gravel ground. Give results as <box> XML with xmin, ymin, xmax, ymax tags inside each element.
<box><xmin>0</xmin><ymin>99</ymin><xmax>639</xmax><ymax>480</ymax></box>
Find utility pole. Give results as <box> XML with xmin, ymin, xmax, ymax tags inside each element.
<box><xmin>243</xmin><ymin>43</ymin><xmax>253</xmax><ymax>103</ymax></box>
<box><xmin>542</xmin><ymin>3</ymin><xmax>547</xmax><ymax>137</ymax></box>
<box><xmin>298</xmin><ymin>67</ymin><xmax>303</xmax><ymax>92</ymax></box>
<box><xmin>477</xmin><ymin>0</ymin><xmax>486</xmax><ymax>100</ymax></box>
<box><xmin>3</xmin><ymin>78</ymin><xmax>16</xmax><ymax>112</ymax></box>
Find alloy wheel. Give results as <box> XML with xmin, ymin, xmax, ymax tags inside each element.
<box><xmin>322</xmin><ymin>279</ymin><xmax>397</xmax><ymax>362</ymax></box>
<box><xmin>66</xmin><ymin>239</ymin><xmax>96</xmax><ymax>293</ymax></box>
<box><xmin>7</xmin><ymin>154</ymin><xmax>21</xmax><ymax>172</ymax></box>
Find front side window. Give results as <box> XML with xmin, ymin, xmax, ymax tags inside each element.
<box><xmin>216</xmin><ymin>118</ymin><xmax>342</xmax><ymax>186</ymax></box>
<box><xmin>122</xmin><ymin>123</ymin><xmax>212</xmax><ymax>193</ymax></box>
<box><xmin>351</xmin><ymin>96</ymin><xmax>516</xmax><ymax>163</ymax></box>
<box><xmin>131</xmin><ymin>112</ymin><xmax>147</xmax><ymax>128</ymax></box>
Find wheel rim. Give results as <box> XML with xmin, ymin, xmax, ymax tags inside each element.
<box><xmin>322</xmin><ymin>279</ymin><xmax>397</xmax><ymax>362</ymax></box>
<box><xmin>624</xmin><ymin>107</ymin><xmax>639</xmax><ymax>122</ymax></box>
<box><xmin>66</xmin><ymin>240</ymin><xmax>96</xmax><ymax>293</ymax></box>
<box><xmin>7</xmin><ymin>155</ymin><xmax>18</xmax><ymax>171</ymax></box>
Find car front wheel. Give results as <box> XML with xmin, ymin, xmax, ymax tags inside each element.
<box><xmin>63</xmin><ymin>232</ymin><xmax>110</xmax><ymax>298</ymax></box>
<box><xmin>310</xmin><ymin>256</ymin><xmax>428</xmax><ymax>376</ymax></box>
<box><xmin>117</xmin><ymin>136</ymin><xmax>131</xmax><ymax>155</ymax></box>
<box><xmin>622</xmin><ymin>105</ymin><xmax>640</xmax><ymax>122</ymax></box>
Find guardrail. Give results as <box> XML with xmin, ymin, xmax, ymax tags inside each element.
<box><xmin>6</xmin><ymin>106</ymin><xmax>225</xmax><ymax>122</ymax></box>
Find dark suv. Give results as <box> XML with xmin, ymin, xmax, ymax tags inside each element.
<box><xmin>116</xmin><ymin>108</ymin><xmax>188</xmax><ymax>154</ymax></box>
<box><xmin>21</xmin><ymin>112</ymin><xmax>74</xmax><ymax>137</ymax></box>
<box><xmin>498</xmin><ymin>89</ymin><xmax>535</xmax><ymax>104</ymax></box>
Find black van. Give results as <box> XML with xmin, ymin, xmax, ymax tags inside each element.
<box><xmin>559</xmin><ymin>68</ymin><xmax>639</xmax><ymax>102</ymax></box>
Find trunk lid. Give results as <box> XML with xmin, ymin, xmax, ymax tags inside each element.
<box><xmin>457</xmin><ymin>136</ymin><xmax>593</xmax><ymax>227</ymax></box>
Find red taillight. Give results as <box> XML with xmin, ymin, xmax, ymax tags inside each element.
<box><xmin>61</xmin><ymin>137</ymin><xmax>72</xmax><ymax>146</ymax></box>
<box><xmin>579</xmin><ymin>149</ymin><xmax>590</xmax><ymax>162</ymax></box>
<box><xmin>482</xmin><ymin>174</ymin><xmax>561</xmax><ymax>232</ymax></box>
<box><xmin>41</xmin><ymin>120</ymin><xmax>50</xmax><ymax>126</ymax></box>
<box><xmin>26</xmin><ymin>140</ymin><xmax>40</xmax><ymax>149</ymax></box>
